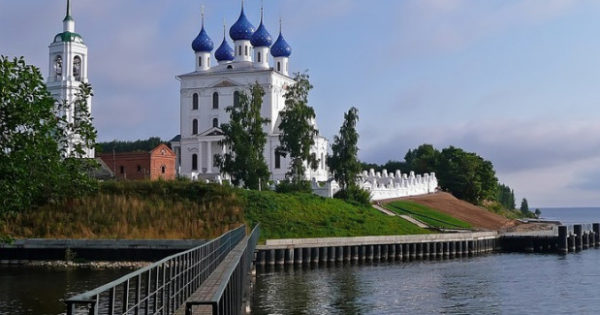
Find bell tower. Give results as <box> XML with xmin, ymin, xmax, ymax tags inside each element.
<box><xmin>47</xmin><ymin>0</ymin><xmax>94</xmax><ymax>158</ymax></box>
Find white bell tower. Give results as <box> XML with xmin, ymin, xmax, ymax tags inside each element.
<box><xmin>47</xmin><ymin>0</ymin><xmax>94</xmax><ymax>158</ymax></box>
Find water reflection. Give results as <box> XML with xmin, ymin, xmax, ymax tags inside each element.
<box><xmin>253</xmin><ymin>252</ymin><xmax>600</xmax><ymax>314</ymax></box>
<box><xmin>0</xmin><ymin>265</ymin><xmax>132</xmax><ymax>315</ymax></box>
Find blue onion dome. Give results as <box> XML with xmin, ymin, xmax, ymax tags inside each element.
<box><xmin>215</xmin><ymin>38</ymin><xmax>235</xmax><ymax>61</ymax></box>
<box><xmin>250</xmin><ymin>21</ymin><xmax>272</xmax><ymax>47</ymax></box>
<box><xmin>270</xmin><ymin>33</ymin><xmax>292</xmax><ymax>57</ymax></box>
<box><xmin>192</xmin><ymin>27</ymin><xmax>214</xmax><ymax>52</ymax></box>
<box><xmin>229</xmin><ymin>8</ymin><xmax>255</xmax><ymax>40</ymax></box>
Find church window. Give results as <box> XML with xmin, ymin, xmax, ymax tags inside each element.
<box><xmin>212</xmin><ymin>92</ymin><xmax>219</xmax><ymax>109</ymax></box>
<box><xmin>227</xmin><ymin>65</ymin><xmax>233</xmax><ymax>70</ymax></box>
<box><xmin>277</xmin><ymin>62</ymin><xmax>281</xmax><ymax>72</ymax></box>
<box><xmin>245</xmin><ymin>46</ymin><xmax>248</xmax><ymax>56</ymax></box>
<box><xmin>212</xmin><ymin>118</ymin><xmax>219</xmax><ymax>128</ymax></box>
<box><xmin>54</xmin><ymin>55</ymin><xmax>62</xmax><ymax>80</ymax></box>
<box><xmin>192</xmin><ymin>154</ymin><xmax>198</xmax><ymax>171</ymax></box>
<box><xmin>161</xmin><ymin>165</ymin><xmax>166</xmax><ymax>174</ymax></box>
<box><xmin>233</xmin><ymin>91</ymin><xmax>240</xmax><ymax>106</ymax></box>
<box><xmin>192</xmin><ymin>119</ymin><xmax>198</xmax><ymax>135</ymax></box>
<box><xmin>198</xmin><ymin>57</ymin><xmax>202</xmax><ymax>67</ymax></box>
<box><xmin>192</xmin><ymin>93</ymin><xmax>198</xmax><ymax>110</ymax></box>
<box><xmin>73</xmin><ymin>56</ymin><xmax>82</xmax><ymax>81</ymax></box>
<box><xmin>275</xmin><ymin>152</ymin><xmax>281</xmax><ymax>169</ymax></box>
<box><xmin>238</xmin><ymin>46</ymin><xmax>242</xmax><ymax>56</ymax></box>
<box><xmin>257</xmin><ymin>52</ymin><xmax>261</xmax><ymax>63</ymax></box>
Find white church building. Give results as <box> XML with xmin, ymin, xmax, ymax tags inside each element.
<box><xmin>170</xmin><ymin>6</ymin><xmax>329</xmax><ymax>182</ymax></box>
<box><xmin>47</xmin><ymin>0</ymin><xmax>94</xmax><ymax>158</ymax></box>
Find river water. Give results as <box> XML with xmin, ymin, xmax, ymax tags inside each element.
<box><xmin>1</xmin><ymin>208</ymin><xmax>599</xmax><ymax>314</ymax></box>
<box><xmin>251</xmin><ymin>208</ymin><xmax>600</xmax><ymax>314</ymax></box>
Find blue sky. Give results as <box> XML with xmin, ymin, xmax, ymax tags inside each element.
<box><xmin>2</xmin><ymin>0</ymin><xmax>600</xmax><ymax>207</ymax></box>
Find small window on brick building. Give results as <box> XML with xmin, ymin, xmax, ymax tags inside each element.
<box><xmin>161</xmin><ymin>165</ymin><xmax>166</xmax><ymax>174</ymax></box>
<box><xmin>120</xmin><ymin>166</ymin><xmax>124</xmax><ymax>174</ymax></box>
<box><xmin>137</xmin><ymin>165</ymin><xmax>141</xmax><ymax>172</ymax></box>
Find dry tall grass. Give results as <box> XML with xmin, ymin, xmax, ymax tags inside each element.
<box><xmin>1</xmin><ymin>182</ymin><xmax>244</xmax><ymax>239</ymax></box>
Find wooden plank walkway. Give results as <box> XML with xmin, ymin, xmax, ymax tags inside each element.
<box><xmin>174</xmin><ymin>236</ymin><xmax>250</xmax><ymax>315</ymax></box>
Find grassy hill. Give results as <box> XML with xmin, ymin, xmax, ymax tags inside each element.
<box><xmin>385</xmin><ymin>201</ymin><xmax>472</xmax><ymax>229</ymax></box>
<box><xmin>1</xmin><ymin>180</ymin><xmax>429</xmax><ymax>241</ymax></box>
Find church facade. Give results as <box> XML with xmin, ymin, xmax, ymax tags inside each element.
<box><xmin>47</xmin><ymin>0</ymin><xmax>94</xmax><ymax>158</ymax></box>
<box><xmin>171</xmin><ymin>6</ymin><xmax>329</xmax><ymax>182</ymax></box>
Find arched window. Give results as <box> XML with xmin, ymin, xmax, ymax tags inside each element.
<box><xmin>233</xmin><ymin>91</ymin><xmax>240</xmax><ymax>106</ymax></box>
<box><xmin>212</xmin><ymin>92</ymin><xmax>219</xmax><ymax>109</ymax></box>
<box><xmin>245</xmin><ymin>46</ymin><xmax>248</xmax><ymax>56</ymax></box>
<box><xmin>212</xmin><ymin>118</ymin><xmax>219</xmax><ymax>128</ymax></box>
<box><xmin>238</xmin><ymin>46</ymin><xmax>242</xmax><ymax>56</ymax></box>
<box><xmin>198</xmin><ymin>57</ymin><xmax>202</xmax><ymax>67</ymax></box>
<box><xmin>192</xmin><ymin>119</ymin><xmax>198</xmax><ymax>135</ymax></box>
<box><xmin>192</xmin><ymin>154</ymin><xmax>198</xmax><ymax>171</ymax></box>
<box><xmin>277</xmin><ymin>62</ymin><xmax>281</xmax><ymax>72</ymax></box>
<box><xmin>73</xmin><ymin>56</ymin><xmax>82</xmax><ymax>81</ymax></box>
<box><xmin>275</xmin><ymin>152</ymin><xmax>281</xmax><ymax>169</ymax></box>
<box><xmin>257</xmin><ymin>52</ymin><xmax>261</xmax><ymax>63</ymax></box>
<box><xmin>161</xmin><ymin>165</ymin><xmax>166</xmax><ymax>174</ymax></box>
<box><xmin>54</xmin><ymin>55</ymin><xmax>62</xmax><ymax>80</ymax></box>
<box><xmin>192</xmin><ymin>93</ymin><xmax>198</xmax><ymax>110</ymax></box>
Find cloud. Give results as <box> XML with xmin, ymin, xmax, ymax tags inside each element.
<box><xmin>360</xmin><ymin>118</ymin><xmax>600</xmax><ymax>206</ymax></box>
<box><xmin>390</xmin><ymin>0</ymin><xmax>584</xmax><ymax>57</ymax></box>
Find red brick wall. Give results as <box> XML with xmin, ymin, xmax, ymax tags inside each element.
<box><xmin>149</xmin><ymin>144</ymin><xmax>176</xmax><ymax>180</ymax></box>
<box><xmin>99</xmin><ymin>144</ymin><xmax>176</xmax><ymax>181</ymax></box>
<box><xmin>99</xmin><ymin>152</ymin><xmax>151</xmax><ymax>180</ymax></box>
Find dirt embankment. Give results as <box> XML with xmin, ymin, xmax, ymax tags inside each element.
<box><xmin>382</xmin><ymin>192</ymin><xmax>517</xmax><ymax>231</ymax></box>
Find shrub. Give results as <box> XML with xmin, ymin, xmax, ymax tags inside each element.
<box><xmin>275</xmin><ymin>180</ymin><xmax>312</xmax><ymax>194</ymax></box>
<box><xmin>334</xmin><ymin>186</ymin><xmax>371</xmax><ymax>206</ymax></box>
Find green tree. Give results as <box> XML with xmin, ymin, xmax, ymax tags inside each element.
<box><xmin>216</xmin><ymin>82</ymin><xmax>270</xmax><ymax>189</ymax></box>
<box><xmin>98</xmin><ymin>137</ymin><xmax>164</xmax><ymax>153</ymax></box>
<box><xmin>520</xmin><ymin>198</ymin><xmax>530</xmax><ymax>214</ymax></box>
<box><xmin>327</xmin><ymin>107</ymin><xmax>361</xmax><ymax>190</ymax></box>
<box><xmin>276</xmin><ymin>73</ymin><xmax>319</xmax><ymax>183</ymax></box>
<box><xmin>0</xmin><ymin>56</ymin><xmax>97</xmax><ymax>214</ymax></box>
<box><xmin>437</xmin><ymin>146</ymin><xmax>497</xmax><ymax>204</ymax></box>
<box><xmin>497</xmin><ymin>184</ymin><xmax>516</xmax><ymax>209</ymax></box>
<box><xmin>404</xmin><ymin>144</ymin><xmax>440</xmax><ymax>174</ymax></box>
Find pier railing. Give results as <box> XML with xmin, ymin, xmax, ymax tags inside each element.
<box><xmin>185</xmin><ymin>224</ymin><xmax>260</xmax><ymax>315</ymax></box>
<box><xmin>65</xmin><ymin>225</ymin><xmax>246</xmax><ymax>315</ymax></box>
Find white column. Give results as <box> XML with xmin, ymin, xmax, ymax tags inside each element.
<box><xmin>198</xmin><ymin>141</ymin><xmax>203</xmax><ymax>173</ymax></box>
<box><xmin>207</xmin><ymin>140</ymin><xmax>213</xmax><ymax>173</ymax></box>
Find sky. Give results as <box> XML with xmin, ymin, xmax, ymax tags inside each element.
<box><xmin>1</xmin><ymin>0</ymin><xmax>600</xmax><ymax>207</ymax></box>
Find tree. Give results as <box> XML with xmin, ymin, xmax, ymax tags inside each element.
<box><xmin>98</xmin><ymin>137</ymin><xmax>165</xmax><ymax>153</ymax></box>
<box><xmin>520</xmin><ymin>198</ymin><xmax>530</xmax><ymax>214</ymax></box>
<box><xmin>276</xmin><ymin>73</ymin><xmax>319</xmax><ymax>183</ymax></box>
<box><xmin>0</xmin><ymin>56</ymin><xmax>97</xmax><ymax>214</ymax></box>
<box><xmin>497</xmin><ymin>184</ymin><xmax>516</xmax><ymax>210</ymax></box>
<box><xmin>404</xmin><ymin>144</ymin><xmax>439</xmax><ymax>174</ymax></box>
<box><xmin>327</xmin><ymin>107</ymin><xmax>361</xmax><ymax>190</ymax></box>
<box><xmin>216</xmin><ymin>82</ymin><xmax>270</xmax><ymax>189</ymax></box>
<box><xmin>437</xmin><ymin>146</ymin><xmax>497</xmax><ymax>204</ymax></box>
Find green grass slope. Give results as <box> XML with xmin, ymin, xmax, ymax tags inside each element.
<box><xmin>243</xmin><ymin>191</ymin><xmax>429</xmax><ymax>241</ymax></box>
<box><xmin>385</xmin><ymin>201</ymin><xmax>472</xmax><ymax>229</ymax></box>
<box><xmin>1</xmin><ymin>181</ymin><xmax>430</xmax><ymax>241</ymax></box>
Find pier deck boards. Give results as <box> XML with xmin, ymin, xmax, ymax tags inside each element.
<box><xmin>175</xmin><ymin>236</ymin><xmax>249</xmax><ymax>315</ymax></box>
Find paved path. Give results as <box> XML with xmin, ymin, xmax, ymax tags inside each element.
<box><xmin>372</xmin><ymin>205</ymin><xmax>430</xmax><ymax>228</ymax></box>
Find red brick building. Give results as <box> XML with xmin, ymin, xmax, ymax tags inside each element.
<box><xmin>99</xmin><ymin>144</ymin><xmax>176</xmax><ymax>180</ymax></box>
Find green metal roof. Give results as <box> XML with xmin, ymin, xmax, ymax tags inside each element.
<box><xmin>54</xmin><ymin>31</ymin><xmax>83</xmax><ymax>43</ymax></box>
